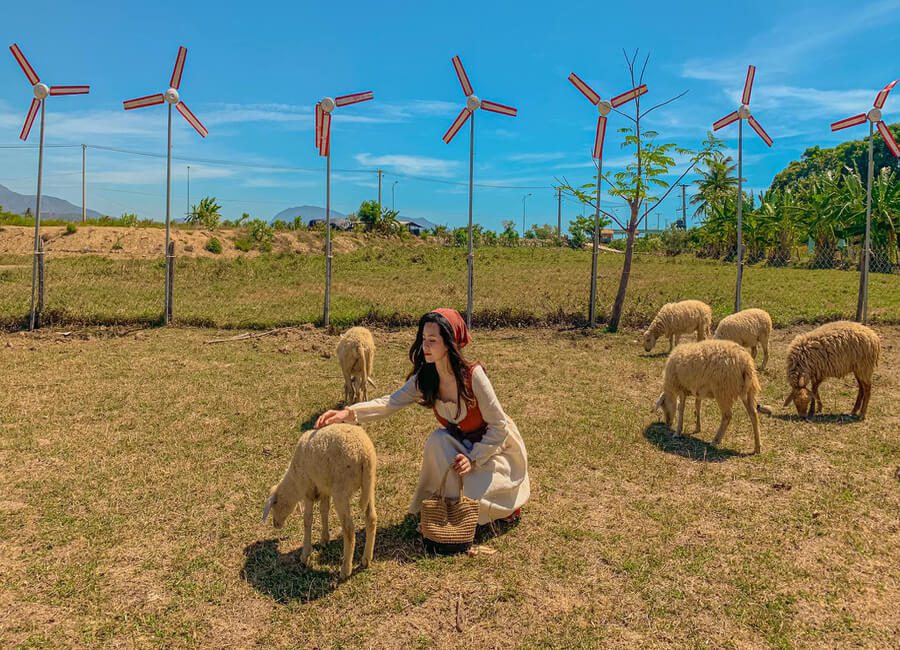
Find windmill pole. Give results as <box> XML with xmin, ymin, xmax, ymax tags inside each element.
<box><xmin>857</xmin><ymin>121</ymin><xmax>874</xmax><ymax>323</ymax></box>
<box><xmin>734</xmin><ymin>118</ymin><xmax>744</xmax><ymax>313</ymax></box>
<box><xmin>28</xmin><ymin>100</ymin><xmax>46</xmax><ymax>331</ymax></box>
<box><xmin>164</xmin><ymin>102</ymin><xmax>173</xmax><ymax>324</ymax></box>
<box><xmin>589</xmin><ymin>159</ymin><xmax>602</xmax><ymax>327</ymax></box>
<box><xmin>81</xmin><ymin>144</ymin><xmax>86</xmax><ymax>224</ymax></box>
<box><xmin>324</xmin><ymin>144</ymin><xmax>332</xmax><ymax>326</ymax></box>
<box><xmin>466</xmin><ymin>112</ymin><xmax>475</xmax><ymax>329</ymax></box>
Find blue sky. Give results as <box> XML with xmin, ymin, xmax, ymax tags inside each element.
<box><xmin>1</xmin><ymin>0</ymin><xmax>898</xmax><ymax>232</ymax></box>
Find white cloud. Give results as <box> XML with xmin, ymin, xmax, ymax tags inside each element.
<box><xmin>354</xmin><ymin>153</ymin><xmax>460</xmax><ymax>178</ymax></box>
<box><xmin>506</xmin><ymin>152</ymin><xmax>566</xmax><ymax>163</ymax></box>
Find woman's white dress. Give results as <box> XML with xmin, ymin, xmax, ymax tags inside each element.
<box><xmin>348</xmin><ymin>366</ymin><xmax>530</xmax><ymax>524</ymax></box>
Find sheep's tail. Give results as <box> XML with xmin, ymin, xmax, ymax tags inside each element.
<box><xmin>359</xmin><ymin>455</ymin><xmax>376</xmax><ymax>515</ymax></box>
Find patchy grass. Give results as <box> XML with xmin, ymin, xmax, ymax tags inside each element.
<box><xmin>1</xmin><ymin>245</ymin><xmax>900</xmax><ymax>329</ymax></box>
<box><xmin>0</xmin><ymin>324</ymin><xmax>897</xmax><ymax>648</ymax></box>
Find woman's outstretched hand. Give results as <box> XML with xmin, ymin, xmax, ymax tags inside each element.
<box><xmin>453</xmin><ymin>453</ymin><xmax>472</xmax><ymax>476</ymax></box>
<box><xmin>315</xmin><ymin>409</ymin><xmax>351</xmax><ymax>429</ymax></box>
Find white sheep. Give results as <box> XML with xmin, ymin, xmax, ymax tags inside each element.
<box><xmin>642</xmin><ymin>300</ymin><xmax>712</xmax><ymax>353</ymax></box>
<box><xmin>337</xmin><ymin>326</ymin><xmax>376</xmax><ymax>405</ymax></box>
<box><xmin>261</xmin><ymin>423</ymin><xmax>377</xmax><ymax>580</ymax></box>
<box><xmin>783</xmin><ymin>321</ymin><xmax>880</xmax><ymax>419</ymax></box>
<box><xmin>714</xmin><ymin>308</ymin><xmax>773</xmax><ymax>370</ymax></box>
<box><xmin>654</xmin><ymin>339</ymin><xmax>763</xmax><ymax>454</ymax></box>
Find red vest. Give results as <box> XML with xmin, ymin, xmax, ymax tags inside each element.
<box><xmin>432</xmin><ymin>363</ymin><xmax>488</xmax><ymax>444</ymax></box>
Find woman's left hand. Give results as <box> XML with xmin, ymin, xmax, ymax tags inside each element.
<box><xmin>453</xmin><ymin>453</ymin><xmax>472</xmax><ymax>476</ymax></box>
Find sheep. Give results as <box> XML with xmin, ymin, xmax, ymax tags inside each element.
<box><xmin>714</xmin><ymin>308</ymin><xmax>773</xmax><ymax>370</ymax></box>
<box><xmin>261</xmin><ymin>423</ymin><xmax>377</xmax><ymax>580</ymax></box>
<box><xmin>337</xmin><ymin>326</ymin><xmax>376</xmax><ymax>405</ymax></box>
<box><xmin>654</xmin><ymin>339</ymin><xmax>763</xmax><ymax>454</ymax></box>
<box><xmin>642</xmin><ymin>300</ymin><xmax>712</xmax><ymax>353</ymax></box>
<box><xmin>783</xmin><ymin>321</ymin><xmax>880</xmax><ymax>419</ymax></box>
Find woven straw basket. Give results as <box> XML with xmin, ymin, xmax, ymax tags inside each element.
<box><xmin>420</xmin><ymin>465</ymin><xmax>479</xmax><ymax>547</ymax></box>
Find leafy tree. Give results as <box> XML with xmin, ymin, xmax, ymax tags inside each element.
<box><xmin>186</xmin><ymin>196</ymin><xmax>222</xmax><ymax>229</ymax></box>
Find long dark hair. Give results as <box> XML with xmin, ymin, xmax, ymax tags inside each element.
<box><xmin>407</xmin><ymin>312</ymin><xmax>475</xmax><ymax>408</ymax></box>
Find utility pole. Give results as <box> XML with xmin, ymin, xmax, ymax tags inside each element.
<box><xmin>376</xmin><ymin>169</ymin><xmax>383</xmax><ymax>211</ymax></box>
<box><xmin>81</xmin><ymin>144</ymin><xmax>86</xmax><ymax>224</ymax></box>
<box><xmin>556</xmin><ymin>186</ymin><xmax>562</xmax><ymax>240</ymax></box>
<box><xmin>680</xmin><ymin>183</ymin><xmax>688</xmax><ymax>229</ymax></box>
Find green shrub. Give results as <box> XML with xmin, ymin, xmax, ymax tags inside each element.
<box><xmin>205</xmin><ymin>237</ymin><xmax>223</xmax><ymax>254</ymax></box>
<box><xmin>65</xmin><ymin>223</ymin><xmax>78</xmax><ymax>235</ymax></box>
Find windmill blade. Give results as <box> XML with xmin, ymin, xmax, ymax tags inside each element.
<box><xmin>713</xmin><ymin>111</ymin><xmax>740</xmax><ymax>131</ymax></box>
<box><xmin>176</xmin><ymin>102</ymin><xmax>208</xmax><ymax>137</ymax></box>
<box><xmin>9</xmin><ymin>44</ymin><xmax>40</xmax><ymax>85</ymax></box>
<box><xmin>123</xmin><ymin>93</ymin><xmax>166</xmax><ymax>110</ymax></box>
<box><xmin>335</xmin><ymin>91</ymin><xmax>374</xmax><ymax>107</ymax></box>
<box><xmin>319</xmin><ymin>111</ymin><xmax>332</xmax><ymax>156</ymax></box>
<box><xmin>593</xmin><ymin>115</ymin><xmax>607</xmax><ymax>160</ymax></box>
<box><xmin>50</xmin><ymin>85</ymin><xmax>90</xmax><ymax>96</ymax></box>
<box><xmin>830</xmin><ymin>113</ymin><xmax>867</xmax><ymax>131</ymax></box>
<box><xmin>170</xmin><ymin>46</ymin><xmax>187</xmax><ymax>90</ymax></box>
<box><xmin>568</xmin><ymin>72</ymin><xmax>600</xmax><ymax>105</ymax></box>
<box><xmin>480</xmin><ymin>100</ymin><xmax>517</xmax><ymax>117</ymax></box>
<box><xmin>873</xmin><ymin>79</ymin><xmax>898</xmax><ymax>110</ymax></box>
<box><xmin>442</xmin><ymin>107</ymin><xmax>472</xmax><ymax>144</ymax></box>
<box><xmin>741</xmin><ymin>65</ymin><xmax>756</xmax><ymax>105</ymax></box>
<box><xmin>877</xmin><ymin>121</ymin><xmax>900</xmax><ymax>157</ymax></box>
<box><xmin>451</xmin><ymin>55</ymin><xmax>474</xmax><ymax>97</ymax></box>
<box><xmin>747</xmin><ymin>116</ymin><xmax>773</xmax><ymax>147</ymax></box>
<box><xmin>316</xmin><ymin>102</ymin><xmax>323</xmax><ymax>151</ymax></box>
<box><xmin>610</xmin><ymin>84</ymin><xmax>648</xmax><ymax>108</ymax></box>
<box><xmin>19</xmin><ymin>98</ymin><xmax>40</xmax><ymax>141</ymax></box>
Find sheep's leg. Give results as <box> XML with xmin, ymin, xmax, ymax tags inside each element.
<box><xmin>319</xmin><ymin>496</ymin><xmax>331</xmax><ymax>546</ymax></box>
<box><xmin>812</xmin><ymin>383</ymin><xmax>824</xmax><ymax>415</ymax></box>
<box><xmin>341</xmin><ymin>364</ymin><xmax>352</xmax><ymax>406</ymax></box>
<box><xmin>675</xmin><ymin>394</ymin><xmax>686</xmax><ymax>436</ymax></box>
<box><xmin>760</xmin><ymin>337</ymin><xmax>769</xmax><ymax>370</ymax></box>
<box><xmin>361</xmin><ymin>500</ymin><xmax>377</xmax><ymax>570</ymax></box>
<box><xmin>333</xmin><ymin>497</ymin><xmax>356</xmax><ymax>580</ymax></box>
<box><xmin>693</xmin><ymin>396</ymin><xmax>702</xmax><ymax>434</ymax></box>
<box><xmin>851</xmin><ymin>376</ymin><xmax>863</xmax><ymax>415</ymax></box>
<box><xmin>696</xmin><ymin>326</ymin><xmax>704</xmax><ymax>342</ymax></box>
<box><xmin>742</xmin><ymin>393</ymin><xmax>761</xmax><ymax>455</ymax></box>
<box><xmin>750</xmin><ymin>345</ymin><xmax>758</xmax><ymax>364</ymax></box>
<box><xmin>300</xmin><ymin>498</ymin><xmax>314</xmax><ymax>566</ymax></box>
<box><xmin>668</xmin><ymin>335</ymin><xmax>674</xmax><ymax>352</ymax></box>
<box><xmin>711</xmin><ymin>400</ymin><xmax>733</xmax><ymax>446</ymax></box>
<box><xmin>858</xmin><ymin>380</ymin><xmax>872</xmax><ymax>420</ymax></box>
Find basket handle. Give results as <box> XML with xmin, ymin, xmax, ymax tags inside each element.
<box><xmin>438</xmin><ymin>463</ymin><xmax>465</xmax><ymax>499</ymax></box>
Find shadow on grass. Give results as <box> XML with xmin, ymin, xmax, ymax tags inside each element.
<box><xmin>768</xmin><ymin>412</ymin><xmax>862</xmax><ymax>425</ymax></box>
<box><xmin>643</xmin><ymin>422</ymin><xmax>747</xmax><ymax>462</ymax></box>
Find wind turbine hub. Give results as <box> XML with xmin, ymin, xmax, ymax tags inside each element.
<box><xmin>165</xmin><ymin>88</ymin><xmax>180</xmax><ymax>104</ymax></box>
<box><xmin>321</xmin><ymin>97</ymin><xmax>336</xmax><ymax>113</ymax></box>
<box><xmin>597</xmin><ymin>100</ymin><xmax>612</xmax><ymax>116</ymax></box>
<box><xmin>33</xmin><ymin>83</ymin><xmax>50</xmax><ymax>100</ymax></box>
<box><xmin>738</xmin><ymin>105</ymin><xmax>751</xmax><ymax>119</ymax></box>
<box><xmin>868</xmin><ymin>108</ymin><xmax>882</xmax><ymax>123</ymax></box>
<box><xmin>466</xmin><ymin>95</ymin><xmax>481</xmax><ymax>111</ymax></box>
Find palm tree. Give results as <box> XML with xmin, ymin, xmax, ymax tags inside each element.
<box><xmin>187</xmin><ymin>196</ymin><xmax>222</xmax><ymax>229</ymax></box>
<box><xmin>691</xmin><ymin>153</ymin><xmax>739</xmax><ymax>219</ymax></box>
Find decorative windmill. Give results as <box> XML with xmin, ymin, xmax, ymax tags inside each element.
<box><xmin>712</xmin><ymin>65</ymin><xmax>773</xmax><ymax>313</ymax></box>
<box><xmin>831</xmin><ymin>79</ymin><xmax>899</xmax><ymax>323</ymax></box>
<box><xmin>9</xmin><ymin>43</ymin><xmax>90</xmax><ymax>330</ymax></box>
<box><xmin>123</xmin><ymin>46</ymin><xmax>208</xmax><ymax>325</ymax></box>
<box><xmin>315</xmin><ymin>90</ymin><xmax>374</xmax><ymax>326</ymax></box>
<box><xmin>568</xmin><ymin>72</ymin><xmax>647</xmax><ymax>327</ymax></box>
<box><xmin>442</xmin><ymin>55</ymin><xmax>517</xmax><ymax>328</ymax></box>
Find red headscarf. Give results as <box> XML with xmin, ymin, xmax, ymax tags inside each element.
<box><xmin>430</xmin><ymin>308</ymin><xmax>471</xmax><ymax>349</ymax></box>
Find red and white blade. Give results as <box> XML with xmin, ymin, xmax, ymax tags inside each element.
<box><xmin>176</xmin><ymin>101</ymin><xmax>208</xmax><ymax>137</ymax></box>
<box><xmin>593</xmin><ymin>115</ymin><xmax>607</xmax><ymax>160</ymax></box>
<box><xmin>873</xmin><ymin>79</ymin><xmax>898</xmax><ymax>110</ymax></box>
<box><xmin>713</xmin><ymin>110</ymin><xmax>740</xmax><ymax>131</ymax></box>
<box><xmin>741</xmin><ymin>65</ymin><xmax>756</xmax><ymax>105</ymax></box>
<box><xmin>50</xmin><ymin>85</ymin><xmax>90</xmax><ymax>96</ymax></box>
<box><xmin>316</xmin><ymin>102</ymin><xmax>323</xmax><ymax>151</ymax></box>
<box><xmin>747</xmin><ymin>116</ymin><xmax>773</xmax><ymax>147</ymax></box>
<box><xmin>9</xmin><ymin>44</ymin><xmax>40</xmax><ymax>85</ymax></box>
<box><xmin>568</xmin><ymin>72</ymin><xmax>600</xmax><ymax>105</ymax></box>
<box><xmin>334</xmin><ymin>91</ymin><xmax>374</xmax><ymax>107</ymax></box>
<box><xmin>451</xmin><ymin>55</ymin><xmax>474</xmax><ymax>97</ymax></box>
<box><xmin>830</xmin><ymin>113</ymin><xmax>867</xmax><ymax>131</ymax></box>
<box><xmin>480</xmin><ymin>99</ymin><xmax>517</xmax><ymax>117</ymax></box>
<box><xmin>610</xmin><ymin>84</ymin><xmax>648</xmax><ymax>108</ymax></box>
<box><xmin>319</xmin><ymin>111</ymin><xmax>332</xmax><ymax>156</ymax></box>
<box><xmin>442</xmin><ymin>107</ymin><xmax>471</xmax><ymax>144</ymax></box>
<box><xmin>877</xmin><ymin>121</ymin><xmax>900</xmax><ymax>157</ymax></box>
<box><xmin>19</xmin><ymin>98</ymin><xmax>40</xmax><ymax>141</ymax></box>
<box><xmin>170</xmin><ymin>46</ymin><xmax>187</xmax><ymax>90</ymax></box>
<box><xmin>123</xmin><ymin>93</ymin><xmax>166</xmax><ymax>110</ymax></box>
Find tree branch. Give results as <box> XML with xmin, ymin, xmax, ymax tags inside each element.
<box><xmin>638</xmin><ymin>156</ymin><xmax>704</xmax><ymax>226</ymax></box>
<box><xmin>641</xmin><ymin>89</ymin><xmax>689</xmax><ymax>118</ymax></box>
<box><xmin>556</xmin><ymin>174</ymin><xmax>627</xmax><ymax>230</ymax></box>
<box><xmin>638</xmin><ymin>52</ymin><xmax>650</xmax><ymax>86</ymax></box>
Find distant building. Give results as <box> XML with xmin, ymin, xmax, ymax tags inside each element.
<box><xmin>397</xmin><ymin>218</ymin><xmax>432</xmax><ymax>236</ymax></box>
<box><xmin>308</xmin><ymin>217</ymin><xmax>352</xmax><ymax>230</ymax></box>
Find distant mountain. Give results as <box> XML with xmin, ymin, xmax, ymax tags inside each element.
<box><xmin>0</xmin><ymin>184</ymin><xmax>101</xmax><ymax>221</ymax></box>
<box><xmin>271</xmin><ymin>205</ymin><xmax>347</xmax><ymax>224</ymax></box>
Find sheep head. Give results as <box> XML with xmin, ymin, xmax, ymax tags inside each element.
<box><xmin>261</xmin><ymin>484</ymin><xmax>297</xmax><ymax>529</ymax></box>
<box><xmin>654</xmin><ymin>393</ymin><xmax>674</xmax><ymax>427</ymax></box>
<box><xmin>783</xmin><ymin>375</ymin><xmax>811</xmax><ymax>415</ymax></box>
<box><xmin>642</xmin><ymin>331</ymin><xmax>656</xmax><ymax>352</ymax></box>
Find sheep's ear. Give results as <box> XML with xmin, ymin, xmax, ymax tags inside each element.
<box><xmin>782</xmin><ymin>390</ymin><xmax>795</xmax><ymax>407</ymax></box>
<box><xmin>261</xmin><ymin>492</ymin><xmax>276</xmax><ymax>524</ymax></box>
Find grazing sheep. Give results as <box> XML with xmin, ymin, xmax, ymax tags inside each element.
<box><xmin>642</xmin><ymin>300</ymin><xmax>712</xmax><ymax>353</ymax></box>
<box><xmin>654</xmin><ymin>339</ymin><xmax>762</xmax><ymax>454</ymax></box>
<box><xmin>783</xmin><ymin>321</ymin><xmax>880</xmax><ymax>419</ymax></box>
<box><xmin>337</xmin><ymin>326</ymin><xmax>376</xmax><ymax>405</ymax></box>
<box><xmin>261</xmin><ymin>423</ymin><xmax>377</xmax><ymax>580</ymax></box>
<box><xmin>714</xmin><ymin>308</ymin><xmax>773</xmax><ymax>370</ymax></box>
